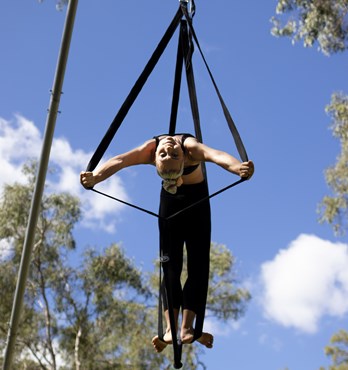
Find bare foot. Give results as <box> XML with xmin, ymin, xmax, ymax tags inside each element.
<box><xmin>163</xmin><ymin>330</ymin><xmax>173</xmax><ymax>344</ymax></box>
<box><xmin>197</xmin><ymin>332</ymin><xmax>214</xmax><ymax>349</ymax></box>
<box><xmin>152</xmin><ymin>335</ymin><xmax>168</xmax><ymax>353</ymax></box>
<box><xmin>181</xmin><ymin>327</ymin><xmax>194</xmax><ymax>344</ymax></box>
<box><xmin>152</xmin><ymin>330</ymin><xmax>173</xmax><ymax>353</ymax></box>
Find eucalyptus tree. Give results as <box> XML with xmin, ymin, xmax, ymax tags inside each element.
<box><xmin>0</xmin><ymin>162</ymin><xmax>80</xmax><ymax>369</ymax></box>
<box><xmin>271</xmin><ymin>3</ymin><xmax>348</xmax><ymax>369</ymax></box>
<box><xmin>319</xmin><ymin>330</ymin><xmax>348</xmax><ymax>370</ymax></box>
<box><xmin>271</xmin><ymin>0</ymin><xmax>348</xmax><ymax>56</ymax></box>
<box><xmin>271</xmin><ymin>0</ymin><xmax>348</xmax><ymax>235</ymax></box>
<box><xmin>319</xmin><ymin>94</ymin><xmax>348</xmax><ymax>235</ymax></box>
<box><xmin>0</xmin><ymin>162</ymin><xmax>251</xmax><ymax>369</ymax></box>
<box><xmin>0</xmin><ymin>163</ymin><xmax>152</xmax><ymax>369</ymax></box>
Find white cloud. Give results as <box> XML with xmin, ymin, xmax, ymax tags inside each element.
<box><xmin>259</xmin><ymin>234</ymin><xmax>348</xmax><ymax>333</ymax></box>
<box><xmin>0</xmin><ymin>115</ymin><xmax>40</xmax><ymax>189</ymax></box>
<box><xmin>0</xmin><ymin>115</ymin><xmax>129</xmax><ymax>233</ymax></box>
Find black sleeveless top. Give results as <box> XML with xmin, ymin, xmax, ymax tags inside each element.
<box><xmin>153</xmin><ymin>133</ymin><xmax>200</xmax><ymax>175</ymax></box>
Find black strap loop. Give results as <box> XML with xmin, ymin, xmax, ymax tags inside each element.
<box><xmin>90</xmin><ymin>188</ymin><xmax>160</xmax><ymax>218</ymax></box>
<box><xmin>86</xmin><ymin>4</ymin><xmax>249</xmax><ymax>220</ymax></box>
<box><xmin>85</xmin><ymin>5</ymin><xmax>249</xmax><ymax>367</ymax></box>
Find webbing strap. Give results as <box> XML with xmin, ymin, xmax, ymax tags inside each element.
<box><xmin>158</xmin><ymin>254</ymin><xmax>183</xmax><ymax>368</ymax></box>
<box><xmin>86</xmin><ymin>7</ymin><xmax>182</xmax><ymax>172</ymax></box>
<box><xmin>161</xmin><ymin>24</ymin><xmax>185</xmax><ymax>368</ymax></box>
<box><xmin>156</xmin><ymin>20</ymin><xmax>191</xmax><ymax>369</ymax></box>
<box><xmin>168</xmin><ymin>22</ymin><xmax>184</xmax><ymax>136</ymax></box>
<box><xmin>86</xmin><ymin>5</ymin><xmax>248</xmax><ymax>367</ymax></box>
<box><xmin>157</xmin><ymin>252</ymin><xmax>182</xmax><ymax>369</ymax></box>
<box><xmin>179</xmin><ymin>19</ymin><xmax>207</xmax><ymax>342</ymax></box>
<box><xmin>161</xmin><ymin>255</ymin><xmax>183</xmax><ymax>368</ymax></box>
<box><xmin>86</xmin><ymin>4</ymin><xmax>248</xmax><ymax>219</ymax></box>
<box><xmin>158</xmin><ymin>254</ymin><xmax>165</xmax><ymax>339</ymax></box>
<box><xmin>166</xmin><ymin>178</ymin><xmax>246</xmax><ymax>220</ymax></box>
<box><xmin>180</xmin><ymin>19</ymin><xmax>208</xmax><ymax>185</ymax></box>
<box><xmin>180</xmin><ymin>2</ymin><xmax>248</xmax><ymax>163</ymax></box>
<box><xmin>91</xmin><ymin>188</ymin><xmax>160</xmax><ymax>218</ymax></box>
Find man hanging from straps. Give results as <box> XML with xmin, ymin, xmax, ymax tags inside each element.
<box><xmin>80</xmin><ymin>133</ymin><xmax>254</xmax><ymax>353</ymax></box>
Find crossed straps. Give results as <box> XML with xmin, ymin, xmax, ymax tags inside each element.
<box><xmin>85</xmin><ymin>2</ymin><xmax>248</xmax><ymax>368</ymax></box>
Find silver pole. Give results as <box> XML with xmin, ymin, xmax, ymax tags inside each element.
<box><xmin>3</xmin><ymin>0</ymin><xmax>79</xmax><ymax>368</ymax></box>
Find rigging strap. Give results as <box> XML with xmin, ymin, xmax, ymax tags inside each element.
<box><xmin>86</xmin><ymin>3</ymin><xmax>248</xmax><ymax>217</ymax></box>
<box><xmin>86</xmin><ymin>7</ymin><xmax>183</xmax><ymax>172</ymax></box>
<box><xmin>85</xmin><ymin>3</ymin><xmax>248</xmax><ymax>368</ymax></box>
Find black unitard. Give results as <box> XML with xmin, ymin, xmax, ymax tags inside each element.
<box><xmin>158</xmin><ymin>179</ymin><xmax>211</xmax><ymax>339</ymax></box>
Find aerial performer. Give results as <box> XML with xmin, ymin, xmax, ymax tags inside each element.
<box><xmin>80</xmin><ymin>133</ymin><xmax>254</xmax><ymax>352</ymax></box>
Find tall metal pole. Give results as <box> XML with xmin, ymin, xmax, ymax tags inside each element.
<box><xmin>3</xmin><ymin>0</ymin><xmax>78</xmax><ymax>368</ymax></box>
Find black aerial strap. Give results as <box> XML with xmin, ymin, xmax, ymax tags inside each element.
<box><xmin>158</xmin><ymin>21</ymin><xmax>206</xmax><ymax>361</ymax></box>
<box><xmin>155</xmin><ymin>1</ymin><xmax>249</xmax><ymax>223</ymax></box>
<box><xmin>158</xmin><ymin>3</ymin><xmax>249</xmax><ymax>365</ymax></box>
<box><xmin>157</xmin><ymin>20</ymin><xmax>186</xmax><ymax>370</ymax></box>
<box><xmin>157</xmin><ymin>12</ymin><xmax>209</xmax><ymax>367</ymax></box>
<box><xmin>85</xmin><ymin>3</ymin><xmax>248</xmax><ymax>219</ymax></box>
<box><xmin>180</xmin><ymin>18</ymin><xmax>208</xmax><ymax>342</ymax></box>
<box><xmin>85</xmin><ymin>3</ymin><xmax>249</xmax><ymax>368</ymax></box>
<box><xmin>180</xmin><ymin>3</ymin><xmax>248</xmax><ymax>164</ymax></box>
<box><xmin>168</xmin><ymin>19</ymin><xmax>184</xmax><ymax>136</ymax></box>
<box><xmin>86</xmin><ymin>7</ymin><xmax>182</xmax><ymax>172</ymax></box>
<box><xmin>158</xmin><ymin>245</ymin><xmax>183</xmax><ymax>369</ymax></box>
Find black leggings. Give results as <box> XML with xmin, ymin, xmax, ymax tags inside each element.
<box><xmin>158</xmin><ymin>181</ymin><xmax>211</xmax><ymax>318</ymax></box>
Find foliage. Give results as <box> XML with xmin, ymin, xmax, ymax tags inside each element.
<box><xmin>149</xmin><ymin>242</ymin><xmax>252</xmax><ymax>369</ymax></box>
<box><xmin>271</xmin><ymin>0</ymin><xmax>348</xmax><ymax>55</ymax></box>
<box><xmin>319</xmin><ymin>330</ymin><xmax>348</xmax><ymax>370</ymax></box>
<box><xmin>318</xmin><ymin>93</ymin><xmax>348</xmax><ymax>235</ymax></box>
<box><xmin>271</xmin><ymin>5</ymin><xmax>348</xmax><ymax>370</ymax></box>
<box><xmin>207</xmin><ymin>243</ymin><xmax>251</xmax><ymax>320</ymax></box>
<box><xmin>54</xmin><ymin>244</ymin><xmax>160</xmax><ymax>369</ymax></box>
<box><xmin>0</xmin><ymin>163</ymin><xmax>156</xmax><ymax>369</ymax></box>
<box><xmin>270</xmin><ymin>3</ymin><xmax>348</xmax><ymax>234</ymax></box>
<box><xmin>0</xmin><ymin>162</ymin><xmax>251</xmax><ymax>369</ymax></box>
<box><xmin>0</xmin><ymin>162</ymin><xmax>81</xmax><ymax>368</ymax></box>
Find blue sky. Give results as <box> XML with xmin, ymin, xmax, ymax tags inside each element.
<box><xmin>1</xmin><ymin>1</ymin><xmax>348</xmax><ymax>369</ymax></box>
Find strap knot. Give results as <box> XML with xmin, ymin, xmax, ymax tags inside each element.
<box><xmin>160</xmin><ymin>255</ymin><xmax>170</xmax><ymax>263</ymax></box>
